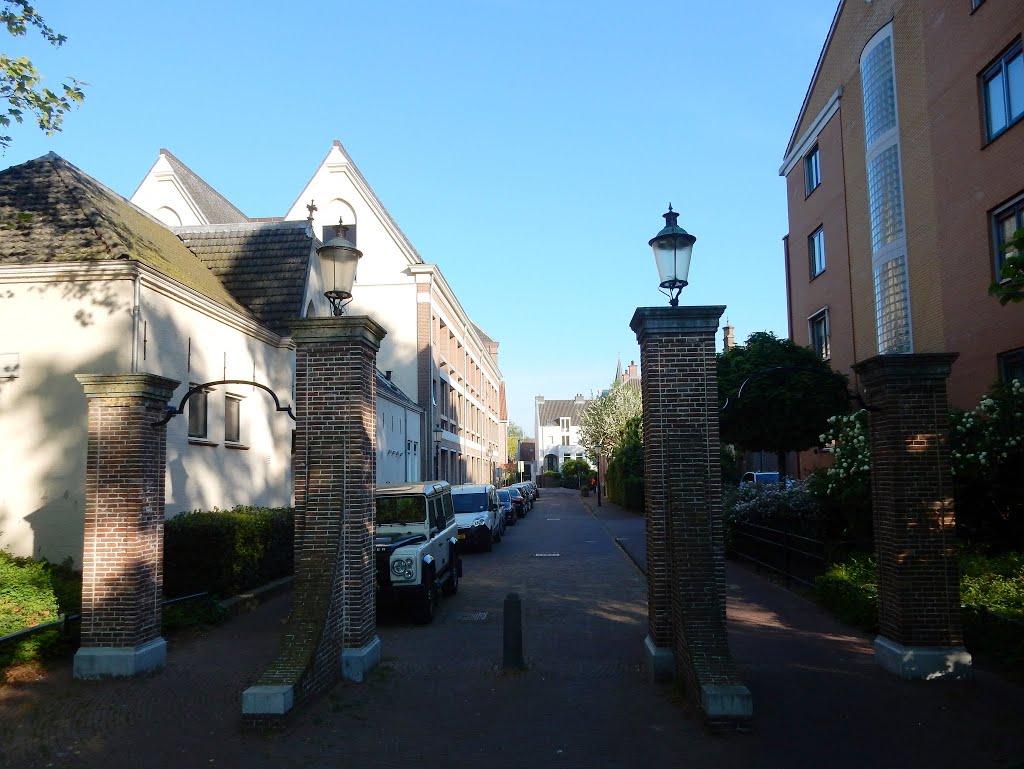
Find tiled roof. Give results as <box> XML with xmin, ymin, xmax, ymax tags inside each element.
<box><xmin>537</xmin><ymin>399</ymin><xmax>591</xmax><ymax>425</ymax></box>
<box><xmin>158</xmin><ymin>149</ymin><xmax>248</xmax><ymax>224</ymax></box>
<box><xmin>472</xmin><ymin>321</ymin><xmax>496</xmax><ymax>345</ymax></box>
<box><xmin>174</xmin><ymin>221</ymin><xmax>315</xmax><ymax>335</ymax></box>
<box><xmin>377</xmin><ymin>370</ymin><xmax>421</xmax><ymax>411</ymax></box>
<box><xmin>0</xmin><ymin>153</ymin><xmax>250</xmax><ymax>315</ymax></box>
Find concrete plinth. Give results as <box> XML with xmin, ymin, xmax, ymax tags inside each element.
<box><xmin>644</xmin><ymin>634</ymin><xmax>674</xmax><ymax>682</ymax></box>
<box><xmin>701</xmin><ymin>684</ymin><xmax>754</xmax><ymax>718</ymax></box>
<box><xmin>73</xmin><ymin>637</ymin><xmax>167</xmax><ymax>679</ymax></box>
<box><xmin>341</xmin><ymin>636</ymin><xmax>382</xmax><ymax>682</ymax></box>
<box><xmin>874</xmin><ymin>635</ymin><xmax>972</xmax><ymax>681</ymax></box>
<box><xmin>242</xmin><ymin>684</ymin><xmax>295</xmax><ymax>715</ymax></box>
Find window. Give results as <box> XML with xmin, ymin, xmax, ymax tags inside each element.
<box><xmin>225</xmin><ymin>395</ymin><xmax>241</xmax><ymax>444</ymax></box>
<box><xmin>804</xmin><ymin>145</ymin><xmax>821</xmax><ymax>195</ymax></box>
<box><xmin>187</xmin><ymin>385</ymin><xmax>208</xmax><ymax>439</ymax></box>
<box><xmin>972</xmin><ymin>0</ymin><xmax>984</xmax><ymax>9</ymax></box>
<box><xmin>982</xmin><ymin>42</ymin><xmax>1024</xmax><ymax>141</ymax></box>
<box><xmin>999</xmin><ymin>348</ymin><xmax>1024</xmax><ymax>384</ymax></box>
<box><xmin>993</xmin><ymin>194</ymin><xmax>1024</xmax><ymax>277</ymax></box>
<box><xmin>809</xmin><ymin>310</ymin><xmax>831</xmax><ymax>360</ymax></box>
<box><xmin>809</xmin><ymin>226</ymin><xmax>826</xmax><ymax>278</ymax></box>
<box><xmin>560</xmin><ymin>417</ymin><xmax>570</xmax><ymax>432</ymax></box>
<box><xmin>561</xmin><ymin>435</ymin><xmax>570</xmax><ymax>446</ymax></box>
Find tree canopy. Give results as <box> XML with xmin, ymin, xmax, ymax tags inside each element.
<box><xmin>1</xmin><ymin>2</ymin><xmax>84</xmax><ymax>150</ymax></box>
<box><xmin>717</xmin><ymin>331</ymin><xmax>850</xmax><ymax>454</ymax></box>
<box><xmin>578</xmin><ymin>382</ymin><xmax>642</xmax><ymax>460</ymax></box>
<box><xmin>506</xmin><ymin>421</ymin><xmax>525</xmax><ymax>463</ymax></box>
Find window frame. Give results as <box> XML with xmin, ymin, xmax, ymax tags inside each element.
<box><xmin>991</xmin><ymin>192</ymin><xmax>1024</xmax><ymax>279</ymax></box>
<box><xmin>981</xmin><ymin>41</ymin><xmax>1024</xmax><ymax>143</ymax></box>
<box><xmin>808</xmin><ymin>226</ymin><xmax>826</xmax><ymax>279</ymax></box>
<box><xmin>808</xmin><ymin>308</ymin><xmax>831</xmax><ymax>361</ymax></box>
<box><xmin>187</xmin><ymin>384</ymin><xmax>209</xmax><ymax>440</ymax></box>
<box><xmin>224</xmin><ymin>393</ymin><xmax>244</xmax><ymax>447</ymax></box>
<box><xmin>804</xmin><ymin>145</ymin><xmax>821</xmax><ymax>197</ymax></box>
<box><xmin>998</xmin><ymin>347</ymin><xmax>1024</xmax><ymax>385</ymax></box>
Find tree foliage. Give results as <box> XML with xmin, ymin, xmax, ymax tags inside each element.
<box><xmin>578</xmin><ymin>382</ymin><xmax>642</xmax><ymax>460</ymax></box>
<box><xmin>506</xmin><ymin>421</ymin><xmax>525</xmax><ymax>463</ymax></box>
<box><xmin>717</xmin><ymin>331</ymin><xmax>850</xmax><ymax>454</ymax></box>
<box><xmin>989</xmin><ymin>228</ymin><xmax>1024</xmax><ymax>306</ymax></box>
<box><xmin>1</xmin><ymin>1</ymin><xmax>84</xmax><ymax>150</ymax></box>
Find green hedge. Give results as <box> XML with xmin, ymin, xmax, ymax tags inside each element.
<box><xmin>164</xmin><ymin>506</ymin><xmax>294</xmax><ymax>598</ymax></box>
<box><xmin>0</xmin><ymin>552</ymin><xmax>77</xmax><ymax>668</ymax></box>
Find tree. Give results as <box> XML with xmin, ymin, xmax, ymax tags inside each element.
<box><xmin>989</xmin><ymin>228</ymin><xmax>1024</xmax><ymax>305</ymax></box>
<box><xmin>578</xmin><ymin>382</ymin><xmax>642</xmax><ymax>462</ymax></box>
<box><xmin>506</xmin><ymin>421</ymin><xmax>525</xmax><ymax>463</ymax></box>
<box><xmin>717</xmin><ymin>331</ymin><xmax>851</xmax><ymax>472</ymax></box>
<box><xmin>1</xmin><ymin>2</ymin><xmax>84</xmax><ymax>150</ymax></box>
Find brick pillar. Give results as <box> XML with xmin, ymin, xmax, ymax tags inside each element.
<box><xmin>243</xmin><ymin>316</ymin><xmax>386</xmax><ymax>721</ymax></box>
<box><xmin>631</xmin><ymin>306</ymin><xmax>752</xmax><ymax>728</ymax></box>
<box><xmin>73</xmin><ymin>373</ymin><xmax>178</xmax><ymax>679</ymax></box>
<box><xmin>853</xmin><ymin>354</ymin><xmax>971</xmax><ymax>680</ymax></box>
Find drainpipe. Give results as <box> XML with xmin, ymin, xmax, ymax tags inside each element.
<box><xmin>130</xmin><ymin>270</ymin><xmax>142</xmax><ymax>373</ymax></box>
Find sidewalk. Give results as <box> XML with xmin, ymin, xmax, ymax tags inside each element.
<box><xmin>0</xmin><ymin>490</ymin><xmax>1021</xmax><ymax>769</ymax></box>
<box><xmin>583</xmin><ymin>494</ymin><xmax>1024</xmax><ymax>769</ymax></box>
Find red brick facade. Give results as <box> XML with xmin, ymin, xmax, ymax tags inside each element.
<box><xmin>631</xmin><ymin>306</ymin><xmax>751</xmax><ymax>726</ymax></box>
<box><xmin>247</xmin><ymin>316</ymin><xmax>386</xmax><ymax>717</ymax></box>
<box><xmin>74</xmin><ymin>373</ymin><xmax>178</xmax><ymax>677</ymax></box>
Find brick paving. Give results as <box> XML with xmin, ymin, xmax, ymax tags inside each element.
<box><xmin>2</xmin><ymin>488</ymin><xmax>1023</xmax><ymax>769</ymax></box>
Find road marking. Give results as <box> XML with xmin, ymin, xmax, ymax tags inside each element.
<box><xmin>534</xmin><ymin>553</ymin><xmax>560</xmax><ymax>557</ymax></box>
<box><xmin>457</xmin><ymin>612</ymin><xmax>488</xmax><ymax>622</ymax></box>
<box><xmin>546</xmin><ymin>518</ymin><xmax>561</xmax><ymax>521</ymax></box>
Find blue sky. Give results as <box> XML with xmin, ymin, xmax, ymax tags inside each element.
<box><xmin>4</xmin><ymin>1</ymin><xmax>837</xmax><ymax>434</ymax></box>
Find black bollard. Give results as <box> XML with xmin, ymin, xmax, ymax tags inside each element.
<box><xmin>503</xmin><ymin>592</ymin><xmax>525</xmax><ymax>670</ymax></box>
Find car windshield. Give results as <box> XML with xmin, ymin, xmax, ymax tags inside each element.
<box><xmin>452</xmin><ymin>492</ymin><xmax>489</xmax><ymax>513</ymax></box>
<box><xmin>377</xmin><ymin>495</ymin><xmax>427</xmax><ymax>525</ymax></box>
<box><xmin>497</xmin><ymin>490</ymin><xmax>511</xmax><ymax>503</ymax></box>
<box><xmin>509</xmin><ymin>489</ymin><xmax>522</xmax><ymax>500</ymax></box>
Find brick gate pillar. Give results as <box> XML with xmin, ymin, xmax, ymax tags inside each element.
<box><xmin>243</xmin><ymin>316</ymin><xmax>386</xmax><ymax>721</ymax></box>
<box><xmin>853</xmin><ymin>354</ymin><xmax>971</xmax><ymax>680</ymax></box>
<box><xmin>73</xmin><ymin>373</ymin><xmax>179</xmax><ymax>678</ymax></box>
<box><xmin>631</xmin><ymin>307</ymin><xmax>752</xmax><ymax>727</ymax></box>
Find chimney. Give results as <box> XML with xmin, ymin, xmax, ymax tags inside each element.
<box><xmin>575</xmin><ymin>393</ymin><xmax>585</xmax><ymax>405</ymax></box>
<box><xmin>723</xmin><ymin>324</ymin><xmax>735</xmax><ymax>351</ymax></box>
<box><xmin>628</xmin><ymin>361</ymin><xmax>637</xmax><ymax>380</ymax></box>
<box><xmin>535</xmin><ymin>395</ymin><xmax>545</xmax><ymax>405</ymax></box>
<box><xmin>384</xmin><ymin>370</ymin><xmax>392</xmax><ymax>381</ymax></box>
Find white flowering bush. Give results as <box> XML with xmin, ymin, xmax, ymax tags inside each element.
<box><xmin>950</xmin><ymin>379</ymin><xmax>1024</xmax><ymax>544</ymax></box>
<box><xmin>817</xmin><ymin>410</ymin><xmax>871</xmax><ymax>495</ymax></box>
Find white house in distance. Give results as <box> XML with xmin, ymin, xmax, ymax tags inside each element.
<box><xmin>533</xmin><ymin>394</ymin><xmax>592</xmax><ymax>479</ymax></box>
<box><xmin>133</xmin><ymin>142</ymin><xmax>507</xmax><ymax>488</ymax></box>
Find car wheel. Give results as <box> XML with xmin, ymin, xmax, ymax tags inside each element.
<box><xmin>413</xmin><ymin>583</ymin><xmax>436</xmax><ymax>624</ymax></box>
<box><xmin>493</xmin><ymin>521</ymin><xmax>502</xmax><ymax>543</ymax></box>
<box><xmin>442</xmin><ymin>560</ymin><xmax>460</xmax><ymax>596</ymax></box>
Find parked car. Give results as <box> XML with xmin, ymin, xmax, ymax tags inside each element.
<box><xmin>451</xmin><ymin>483</ymin><xmax>504</xmax><ymax>551</ymax></box>
<box><xmin>522</xmin><ymin>481</ymin><xmax>539</xmax><ymax>500</ymax></box>
<box><xmin>741</xmin><ymin>471</ymin><xmax>780</xmax><ymax>485</ymax></box>
<box><xmin>375</xmin><ymin>481</ymin><xmax>461</xmax><ymax>623</ymax></box>
<box><xmin>506</xmin><ymin>486</ymin><xmax>528</xmax><ymax>519</ymax></box>
<box><xmin>496</xmin><ymin>488</ymin><xmax>518</xmax><ymax>526</ymax></box>
<box><xmin>510</xmin><ymin>483</ymin><xmax>534</xmax><ymax>511</ymax></box>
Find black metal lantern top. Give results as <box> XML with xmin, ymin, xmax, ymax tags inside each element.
<box><xmin>649</xmin><ymin>204</ymin><xmax>696</xmax><ymax>307</ymax></box>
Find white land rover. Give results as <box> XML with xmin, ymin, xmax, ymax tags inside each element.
<box><xmin>374</xmin><ymin>481</ymin><xmax>461</xmax><ymax>623</ymax></box>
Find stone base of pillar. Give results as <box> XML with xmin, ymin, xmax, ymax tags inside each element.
<box><xmin>341</xmin><ymin>636</ymin><xmax>382</xmax><ymax>682</ymax></box>
<box><xmin>874</xmin><ymin>635</ymin><xmax>973</xmax><ymax>680</ymax></box>
<box><xmin>241</xmin><ymin>684</ymin><xmax>295</xmax><ymax>716</ymax></box>
<box><xmin>701</xmin><ymin>683</ymin><xmax>753</xmax><ymax>721</ymax></box>
<box><xmin>644</xmin><ymin>634</ymin><xmax>674</xmax><ymax>681</ymax></box>
<box><xmin>73</xmin><ymin>637</ymin><xmax>166</xmax><ymax>679</ymax></box>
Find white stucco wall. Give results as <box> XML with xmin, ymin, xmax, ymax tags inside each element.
<box><xmin>376</xmin><ymin>394</ymin><xmax>423</xmax><ymax>486</ymax></box>
<box><xmin>130</xmin><ymin>154</ymin><xmax>208</xmax><ymax>227</ymax></box>
<box><xmin>0</xmin><ymin>263</ymin><xmax>295</xmax><ymax>565</ymax></box>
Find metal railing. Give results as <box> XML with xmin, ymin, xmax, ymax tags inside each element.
<box><xmin>729</xmin><ymin>521</ymin><xmax>852</xmax><ymax>588</ymax></box>
<box><xmin>0</xmin><ymin>592</ymin><xmax>208</xmax><ymax>648</ymax></box>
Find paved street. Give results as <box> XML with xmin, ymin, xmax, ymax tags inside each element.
<box><xmin>2</xmin><ymin>488</ymin><xmax>1023</xmax><ymax>769</ymax></box>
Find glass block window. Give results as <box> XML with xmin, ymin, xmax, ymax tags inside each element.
<box><xmin>867</xmin><ymin>145</ymin><xmax>905</xmax><ymax>252</ymax></box>
<box><xmin>862</xmin><ymin>36</ymin><xmax>897</xmax><ymax>147</ymax></box>
<box><xmin>874</xmin><ymin>257</ymin><xmax>912</xmax><ymax>354</ymax></box>
<box><xmin>982</xmin><ymin>42</ymin><xmax>1023</xmax><ymax>141</ymax></box>
<box><xmin>809</xmin><ymin>226</ymin><xmax>826</xmax><ymax>278</ymax></box>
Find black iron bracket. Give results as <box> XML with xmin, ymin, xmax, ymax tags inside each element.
<box><xmin>722</xmin><ymin>365</ymin><xmax>872</xmax><ymax>412</ymax></box>
<box><xmin>151</xmin><ymin>379</ymin><xmax>297</xmax><ymax>427</ymax></box>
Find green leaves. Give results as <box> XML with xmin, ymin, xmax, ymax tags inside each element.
<box><xmin>0</xmin><ymin>2</ymin><xmax>84</xmax><ymax>150</ymax></box>
<box><xmin>989</xmin><ymin>228</ymin><xmax>1024</xmax><ymax>306</ymax></box>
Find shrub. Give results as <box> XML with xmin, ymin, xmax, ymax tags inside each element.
<box><xmin>814</xmin><ymin>553</ymin><xmax>878</xmax><ymax>632</ymax></box>
<box><xmin>164</xmin><ymin>506</ymin><xmax>294</xmax><ymax>598</ymax></box>
<box><xmin>0</xmin><ymin>551</ymin><xmax>76</xmax><ymax>668</ymax></box>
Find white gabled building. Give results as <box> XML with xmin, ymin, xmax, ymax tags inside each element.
<box><xmin>533</xmin><ymin>394</ymin><xmax>592</xmax><ymax>480</ymax></box>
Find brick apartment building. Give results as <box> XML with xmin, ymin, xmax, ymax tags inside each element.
<box><xmin>780</xmin><ymin>0</ymin><xmax>1024</xmax><ymax>476</ymax></box>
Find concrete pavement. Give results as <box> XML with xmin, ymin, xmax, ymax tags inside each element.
<box><xmin>0</xmin><ymin>487</ymin><xmax>1021</xmax><ymax>768</ymax></box>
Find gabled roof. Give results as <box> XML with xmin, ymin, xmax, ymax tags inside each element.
<box><xmin>135</xmin><ymin>148</ymin><xmax>248</xmax><ymax>224</ymax></box>
<box><xmin>538</xmin><ymin>399</ymin><xmax>590</xmax><ymax>424</ymax></box>
<box><xmin>0</xmin><ymin>153</ymin><xmax>250</xmax><ymax>315</ymax></box>
<box><xmin>377</xmin><ymin>370</ymin><xmax>422</xmax><ymax>411</ymax></box>
<box><xmin>174</xmin><ymin>220</ymin><xmax>315</xmax><ymax>335</ymax></box>
<box><xmin>472</xmin><ymin>321</ymin><xmax>496</xmax><ymax>345</ymax></box>
<box><xmin>782</xmin><ymin>1</ymin><xmax>845</xmax><ymax>161</ymax></box>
